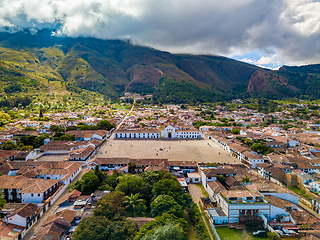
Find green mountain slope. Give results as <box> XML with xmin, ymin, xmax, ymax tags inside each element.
<box><xmin>1</xmin><ymin>29</ymin><xmax>320</xmax><ymax>103</ymax></box>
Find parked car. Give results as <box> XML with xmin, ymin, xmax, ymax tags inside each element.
<box><xmin>253</xmin><ymin>230</ymin><xmax>267</xmax><ymax>237</ymax></box>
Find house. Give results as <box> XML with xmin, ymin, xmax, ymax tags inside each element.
<box><xmin>311</xmin><ymin>196</ymin><xmax>320</xmax><ymax>214</ymax></box>
<box><xmin>68</xmin><ymin>145</ymin><xmax>96</xmax><ymax>161</ymax></box>
<box><xmin>242</xmin><ymin>150</ymin><xmax>265</xmax><ymax>168</ymax></box>
<box><xmin>58</xmin><ymin>189</ymin><xmax>82</xmax><ymax>206</ymax></box>
<box><xmin>66</xmin><ymin>130</ymin><xmax>108</xmax><ymax>141</ymax></box>
<box><xmin>0</xmin><ymin>221</ymin><xmax>25</xmax><ymax>240</ymax></box>
<box><xmin>169</xmin><ymin>160</ymin><xmax>198</xmax><ymax>174</ymax></box>
<box><xmin>33</xmin><ymin>209</ymin><xmax>77</xmax><ymax>240</ymax></box>
<box><xmin>186</xmin><ymin>172</ymin><xmax>201</xmax><ymax>183</ymax></box>
<box><xmin>217</xmin><ymin>190</ymin><xmax>270</xmax><ymax>223</ymax></box>
<box><xmin>86</xmin><ymin>158</ymin><xmax>130</xmax><ymax>171</ymax></box>
<box><xmin>4</xmin><ymin>203</ymin><xmax>39</xmax><ymax>230</ymax></box>
<box><xmin>311</xmin><ymin>181</ymin><xmax>320</xmax><ymax>193</ymax></box>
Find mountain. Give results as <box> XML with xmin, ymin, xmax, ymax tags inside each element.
<box><xmin>247</xmin><ymin>65</ymin><xmax>320</xmax><ymax>99</ymax></box>
<box><xmin>0</xmin><ymin>29</ymin><xmax>319</xmax><ymax>104</ymax></box>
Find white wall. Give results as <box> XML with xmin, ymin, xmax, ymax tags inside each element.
<box><xmin>22</xmin><ymin>193</ymin><xmax>43</xmax><ymax>203</ymax></box>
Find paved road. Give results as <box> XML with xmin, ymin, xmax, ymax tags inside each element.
<box><xmin>22</xmin><ymin>167</ymin><xmax>87</xmax><ymax>240</ymax></box>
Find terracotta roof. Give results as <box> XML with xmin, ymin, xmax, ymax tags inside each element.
<box><xmin>19</xmin><ymin>179</ymin><xmax>60</xmax><ymax>193</ymax></box>
<box><xmin>168</xmin><ymin>160</ymin><xmax>198</xmax><ymax>167</ymax></box>
<box><xmin>263</xmin><ymin>195</ymin><xmax>295</xmax><ymax>210</ymax></box>
<box><xmin>0</xmin><ymin>221</ymin><xmax>25</xmax><ymax>240</ymax></box>
<box><xmin>7</xmin><ymin>202</ymin><xmax>38</xmax><ymax>218</ymax></box>
<box><xmin>58</xmin><ymin>189</ymin><xmax>81</xmax><ymax>205</ymax></box>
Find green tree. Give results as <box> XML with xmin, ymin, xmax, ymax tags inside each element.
<box><xmin>59</xmin><ymin>134</ymin><xmax>75</xmax><ymax>141</ymax></box>
<box><xmin>150</xmin><ymin>195</ymin><xmax>183</xmax><ymax>218</ymax></box>
<box><xmin>250</xmin><ymin>143</ymin><xmax>274</xmax><ymax>155</ymax></box>
<box><xmin>94</xmin><ymin>191</ymin><xmax>125</xmax><ymax>220</ymax></box>
<box><xmin>124</xmin><ymin>193</ymin><xmax>144</xmax><ymax>217</ymax></box>
<box><xmin>217</xmin><ymin>174</ymin><xmax>226</xmax><ymax>183</ymax></box>
<box><xmin>116</xmin><ymin>175</ymin><xmax>144</xmax><ymax>195</ymax></box>
<box><xmin>241</xmin><ymin>175</ymin><xmax>251</xmax><ymax>184</ymax></box>
<box><xmin>1</xmin><ymin>141</ymin><xmax>17</xmax><ymax>150</ymax></box>
<box><xmin>74</xmin><ymin>171</ymin><xmax>100</xmax><ymax>195</ymax></box>
<box><xmin>140</xmin><ymin>223</ymin><xmax>185</xmax><ymax>240</ymax></box>
<box><xmin>152</xmin><ymin>179</ymin><xmax>183</xmax><ymax>204</ymax></box>
<box><xmin>33</xmin><ymin>134</ymin><xmax>50</xmax><ymax>148</ymax></box>
<box><xmin>94</xmin><ymin>165</ymin><xmax>104</xmax><ymax>183</ymax></box>
<box><xmin>39</xmin><ymin>108</ymin><xmax>44</xmax><ymax>118</ymax></box>
<box><xmin>231</xmin><ymin>128</ymin><xmax>240</xmax><ymax>134</ymax></box>
<box><xmin>0</xmin><ymin>196</ymin><xmax>6</xmax><ymax>210</ymax></box>
<box><xmin>0</xmin><ymin>112</ymin><xmax>11</xmax><ymax>122</ymax></box>
<box><xmin>49</xmin><ymin>124</ymin><xmax>64</xmax><ymax>132</ymax></box>
<box><xmin>73</xmin><ymin>216</ymin><xmax>138</xmax><ymax>240</ymax></box>
<box><xmin>97</xmin><ymin>120</ymin><xmax>115</xmax><ymax>130</ymax></box>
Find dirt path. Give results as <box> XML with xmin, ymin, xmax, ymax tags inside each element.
<box><xmin>188</xmin><ymin>184</ymin><xmax>215</xmax><ymax>240</ymax></box>
<box><xmin>22</xmin><ymin>167</ymin><xmax>87</xmax><ymax>240</ymax></box>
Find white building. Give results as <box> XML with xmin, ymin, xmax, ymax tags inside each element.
<box><xmin>114</xmin><ymin>124</ymin><xmax>202</xmax><ymax>139</ymax></box>
<box><xmin>217</xmin><ymin>190</ymin><xmax>271</xmax><ymax>223</ymax></box>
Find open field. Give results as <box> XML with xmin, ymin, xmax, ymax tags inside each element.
<box><xmin>96</xmin><ymin>135</ymin><xmax>240</xmax><ymax>164</ymax></box>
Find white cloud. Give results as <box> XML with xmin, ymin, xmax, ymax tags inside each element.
<box><xmin>0</xmin><ymin>0</ymin><xmax>320</xmax><ymax>67</ymax></box>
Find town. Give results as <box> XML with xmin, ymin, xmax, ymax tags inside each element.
<box><xmin>1</xmin><ymin>98</ymin><xmax>320</xmax><ymax>239</ymax></box>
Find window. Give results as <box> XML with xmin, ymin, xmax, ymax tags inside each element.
<box><xmin>31</xmin><ymin>194</ymin><xmax>33</xmax><ymax>197</ymax></box>
<box><xmin>38</xmin><ymin>194</ymin><xmax>40</xmax><ymax>197</ymax></box>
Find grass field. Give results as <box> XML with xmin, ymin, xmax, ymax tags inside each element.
<box><xmin>215</xmin><ymin>226</ymin><xmax>272</xmax><ymax>240</ymax></box>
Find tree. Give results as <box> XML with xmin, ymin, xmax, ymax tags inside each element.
<box><xmin>94</xmin><ymin>191</ymin><xmax>125</xmax><ymax>220</ymax></box>
<box><xmin>59</xmin><ymin>134</ymin><xmax>75</xmax><ymax>141</ymax></box>
<box><xmin>241</xmin><ymin>175</ymin><xmax>251</xmax><ymax>184</ymax></box>
<box><xmin>140</xmin><ymin>223</ymin><xmax>185</xmax><ymax>240</ymax></box>
<box><xmin>231</xmin><ymin>128</ymin><xmax>240</xmax><ymax>134</ymax></box>
<box><xmin>39</xmin><ymin>108</ymin><xmax>44</xmax><ymax>118</ymax></box>
<box><xmin>217</xmin><ymin>174</ymin><xmax>226</xmax><ymax>183</ymax></box>
<box><xmin>33</xmin><ymin>134</ymin><xmax>50</xmax><ymax>148</ymax></box>
<box><xmin>94</xmin><ymin>165</ymin><xmax>104</xmax><ymax>183</ymax></box>
<box><xmin>1</xmin><ymin>141</ymin><xmax>17</xmax><ymax>150</ymax></box>
<box><xmin>116</xmin><ymin>175</ymin><xmax>144</xmax><ymax>195</ymax></box>
<box><xmin>73</xmin><ymin>216</ymin><xmax>138</xmax><ymax>240</ymax></box>
<box><xmin>124</xmin><ymin>193</ymin><xmax>144</xmax><ymax>217</ymax></box>
<box><xmin>152</xmin><ymin>179</ymin><xmax>184</xmax><ymax>204</ymax></box>
<box><xmin>250</xmin><ymin>143</ymin><xmax>274</xmax><ymax>155</ymax></box>
<box><xmin>97</xmin><ymin>120</ymin><xmax>115</xmax><ymax>130</ymax></box>
<box><xmin>0</xmin><ymin>196</ymin><xmax>6</xmax><ymax>210</ymax></box>
<box><xmin>49</xmin><ymin>124</ymin><xmax>64</xmax><ymax>132</ymax></box>
<box><xmin>150</xmin><ymin>195</ymin><xmax>183</xmax><ymax>218</ymax></box>
<box><xmin>74</xmin><ymin>171</ymin><xmax>100</xmax><ymax>195</ymax></box>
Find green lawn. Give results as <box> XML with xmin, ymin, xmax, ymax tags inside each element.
<box><xmin>215</xmin><ymin>226</ymin><xmax>272</xmax><ymax>240</ymax></box>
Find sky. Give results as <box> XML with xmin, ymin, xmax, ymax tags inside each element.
<box><xmin>0</xmin><ymin>0</ymin><xmax>320</xmax><ymax>69</ymax></box>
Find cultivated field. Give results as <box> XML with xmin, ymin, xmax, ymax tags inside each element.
<box><xmin>97</xmin><ymin>135</ymin><xmax>240</xmax><ymax>164</ymax></box>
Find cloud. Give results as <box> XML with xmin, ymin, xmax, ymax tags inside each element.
<box><xmin>0</xmin><ymin>0</ymin><xmax>320</xmax><ymax>67</ymax></box>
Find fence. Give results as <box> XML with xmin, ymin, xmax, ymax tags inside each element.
<box><xmin>210</xmin><ymin>221</ymin><xmax>221</xmax><ymax>240</ymax></box>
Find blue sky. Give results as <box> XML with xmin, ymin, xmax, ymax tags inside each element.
<box><xmin>0</xmin><ymin>0</ymin><xmax>320</xmax><ymax>69</ymax></box>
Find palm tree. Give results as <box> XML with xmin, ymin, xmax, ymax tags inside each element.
<box><xmin>123</xmin><ymin>193</ymin><xmax>144</xmax><ymax>217</ymax></box>
<box><xmin>241</xmin><ymin>175</ymin><xmax>251</xmax><ymax>185</ymax></box>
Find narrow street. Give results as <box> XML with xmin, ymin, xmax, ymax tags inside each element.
<box><xmin>22</xmin><ymin>167</ymin><xmax>87</xmax><ymax>240</ymax></box>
